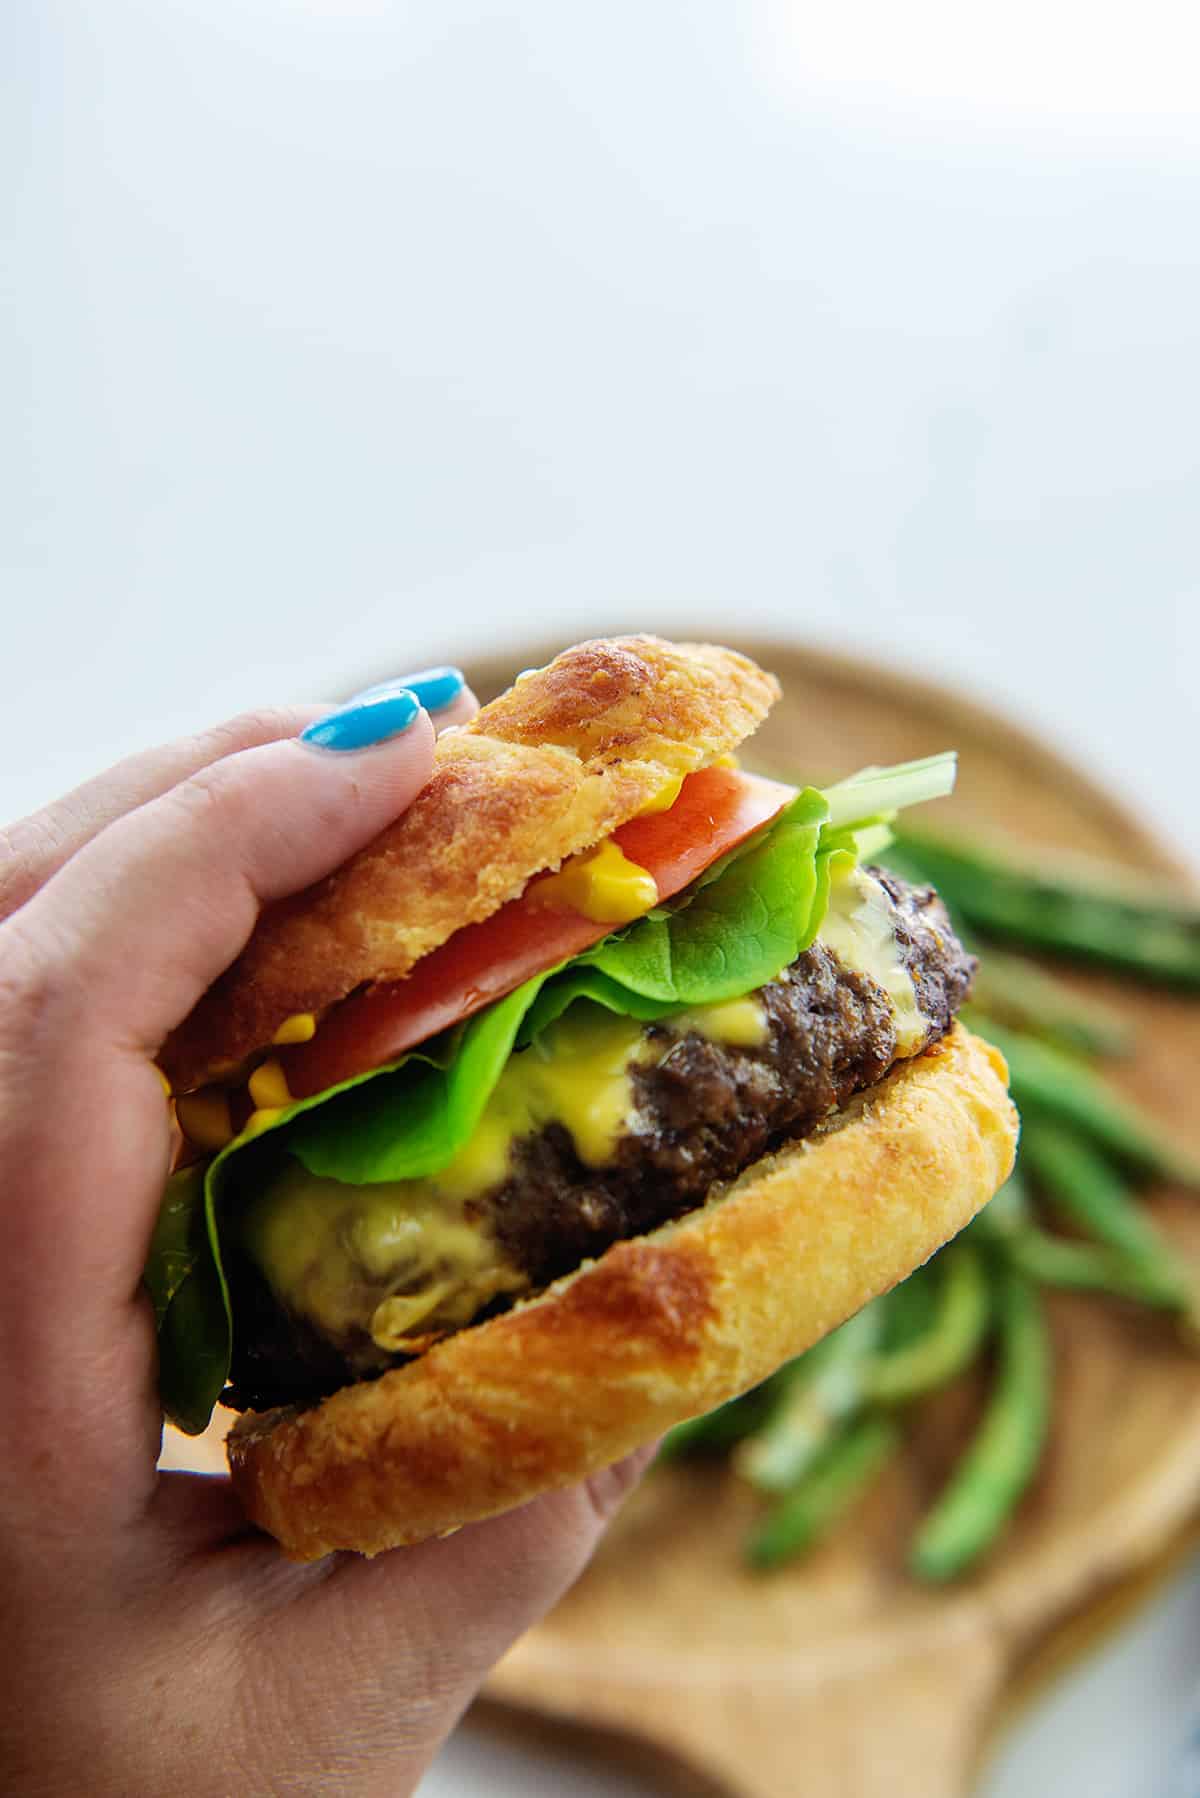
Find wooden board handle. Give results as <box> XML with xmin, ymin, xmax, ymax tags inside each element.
<box><xmin>489</xmin><ymin>1633</ymin><xmax>1004</xmax><ymax>1798</ymax></box>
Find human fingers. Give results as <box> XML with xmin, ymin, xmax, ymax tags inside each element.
<box><xmin>432</xmin><ymin>683</ymin><xmax>478</xmax><ymax>731</ymax></box>
<box><xmin>0</xmin><ymin>706</ymin><xmax>326</xmax><ymax>924</ymax></box>
<box><xmin>354</xmin><ymin>667</ymin><xmax>478</xmax><ymax>737</ymax></box>
<box><xmin>0</xmin><ymin>670</ymin><xmax>476</xmax><ymax>925</ymax></box>
<box><xmin>151</xmin><ymin>1448</ymin><xmax>658</xmax><ymax>1797</ymax></box>
<box><xmin>0</xmin><ymin>688</ymin><xmax>440</xmax><ymax>1447</ymax></box>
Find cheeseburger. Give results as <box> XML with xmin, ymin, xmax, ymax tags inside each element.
<box><xmin>148</xmin><ymin>637</ymin><xmax>1017</xmax><ymax>1561</ymax></box>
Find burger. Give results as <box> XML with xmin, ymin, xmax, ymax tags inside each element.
<box><xmin>148</xmin><ymin>637</ymin><xmax>1018</xmax><ymax>1561</ymax></box>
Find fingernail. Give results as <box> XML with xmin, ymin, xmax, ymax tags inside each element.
<box><xmin>354</xmin><ymin>666</ymin><xmax>465</xmax><ymax>714</ymax></box>
<box><xmin>300</xmin><ymin>687</ymin><xmax>421</xmax><ymax>752</ymax></box>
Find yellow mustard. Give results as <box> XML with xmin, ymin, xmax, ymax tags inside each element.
<box><xmin>244</xmin><ymin>1105</ymin><xmax>285</xmax><ymax>1136</ymax></box>
<box><xmin>530</xmin><ymin>838</ymin><xmax>659</xmax><ymax>924</ymax></box>
<box><xmin>272</xmin><ymin>1012</ymin><xmax>317</xmax><ymax>1046</ymax></box>
<box><xmin>248</xmin><ymin>1059</ymin><xmax>292</xmax><ymax>1110</ymax></box>
<box><xmin>638</xmin><ymin>771</ymin><xmax>685</xmax><ymax>815</ymax></box>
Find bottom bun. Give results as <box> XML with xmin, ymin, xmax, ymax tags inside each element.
<box><xmin>227</xmin><ymin>1024</ymin><xmax>1017</xmax><ymax>1560</ymax></box>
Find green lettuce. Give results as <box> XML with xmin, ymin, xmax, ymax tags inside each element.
<box><xmin>150</xmin><ymin>753</ymin><xmax>956</xmax><ymax>1433</ymax></box>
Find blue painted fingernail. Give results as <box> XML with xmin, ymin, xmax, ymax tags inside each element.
<box><xmin>300</xmin><ymin>687</ymin><xmax>421</xmax><ymax>752</ymax></box>
<box><xmin>354</xmin><ymin>666</ymin><xmax>465</xmax><ymax>714</ymax></box>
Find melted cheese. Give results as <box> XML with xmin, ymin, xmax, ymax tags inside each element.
<box><xmin>242</xmin><ymin>1004</ymin><xmax>654</xmax><ymax>1350</ymax></box>
<box><xmin>241</xmin><ymin>1158</ymin><xmax>526</xmax><ymax>1350</ymax></box>
<box><xmin>668</xmin><ymin>996</ymin><xmax>769</xmax><ymax>1046</ymax></box>
<box><xmin>816</xmin><ymin>866</ymin><xmax>926</xmax><ymax>1053</ymax></box>
<box><xmin>529</xmin><ymin>839</ymin><xmax>659</xmax><ymax>924</ymax></box>
<box><xmin>175</xmin><ymin>1089</ymin><xmax>234</xmax><ymax>1152</ymax></box>
<box><xmin>439</xmin><ymin>1006</ymin><xmax>653</xmax><ymax>1199</ymax></box>
<box><xmin>248</xmin><ymin>1058</ymin><xmax>292</xmax><ymax>1110</ymax></box>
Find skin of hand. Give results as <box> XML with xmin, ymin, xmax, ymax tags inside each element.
<box><xmin>0</xmin><ymin>687</ymin><xmax>654</xmax><ymax>1798</ymax></box>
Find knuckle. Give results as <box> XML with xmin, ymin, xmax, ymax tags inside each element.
<box><xmin>200</xmin><ymin>706</ymin><xmax>307</xmax><ymax>763</ymax></box>
<box><xmin>0</xmin><ymin>915</ymin><xmax>68</xmax><ymax>1052</ymax></box>
<box><xmin>0</xmin><ymin>812</ymin><xmax>66</xmax><ymax>924</ymax></box>
<box><xmin>168</xmin><ymin>762</ymin><xmax>248</xmax><ymax>836</ymax></box>
<box><xmin>579</xmin><ymin>1447</ymin><xmax>654</xmax><ymax>1529</ymax></box>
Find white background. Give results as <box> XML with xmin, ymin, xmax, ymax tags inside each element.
<box><xmin>5</xmin><ymin>4</ymin><xmax>1199</xmax><ymax>1792</ymax></box>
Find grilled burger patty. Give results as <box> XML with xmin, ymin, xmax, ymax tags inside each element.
<box><xmin>223</xmin><ymin>872</ymin><xmax>974</xmax><ymax>1413</ymax></box>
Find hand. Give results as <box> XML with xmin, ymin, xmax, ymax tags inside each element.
<box><xmin>0</xmin><ymin>676</ymin><xmax>652</xmax><ymax>1797</ymax></box>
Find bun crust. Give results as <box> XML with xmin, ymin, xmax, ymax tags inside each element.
<box><xmin>163</xmin><ymin>637</ymin><xmax>778</xmax><ymax>1091</ymax></box>
<box><xmin>226</xmin><ymin>1025</ymin><xmax>1018</xmax><ymax>1561</ymax></box>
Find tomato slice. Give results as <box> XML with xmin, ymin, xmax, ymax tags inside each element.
<box><xmin>280</xmin><ymin>766</ymin><xmax>795</xmax><ymax>1098</ymax></box>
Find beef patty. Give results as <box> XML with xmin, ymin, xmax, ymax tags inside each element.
<box><xmin>222</xmin><ymin>873</ymin><xmax>974</xmax><ymax>1412</ymax></box>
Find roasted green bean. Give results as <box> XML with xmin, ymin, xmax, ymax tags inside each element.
<box><xmin>736</xmin><ymin>1304</ymin><xmax>882</xmax><ymax>1493</ymax></box>
<box><xmin>1004</xmin><ymin>1226</ymin><xmax>1187</xmax><ymax>1312</ymax></box>
<box><xmin>866</xmin><ymin>1245</ymin><xmax>991</xmax><ymax>1404</ymax></box>
<box><xmin>890</xmin><ymin>829</ymin><xmax>1200</xmax><ymax>988</ymax></box>
<box><xmin>880</xmin><ymin>1262</ymin><xmax>939</xmax><ymax>1352</ymax></box>
<box><xmin>746</xmin><ymin>1414</ymin><xmax>901</xmax><ymax>1570</ymax></box>
<box><xmin>1021</xmin><ymin>1118</ymin><xmax>1193</xmax><ymax>1311</ymax></box>
<box><xmin>967</xmin><ymin>949</ymin><xmax>1132</xmax><ymax>1059</ymax></box>
<box><xmin>669</xmin><ymin>811</ymin><xmax>1200</xmax><ymax>1582</ymax></box>
<box><xmin>909</xmin><ymin>1264</ymin><xmax>1050</xmax><ymax>1582</ymax></box>
<box><xmin>967</xmin><ymin>1016</ymin><xmax>1200</xmax><ymax>1188</ymax></box>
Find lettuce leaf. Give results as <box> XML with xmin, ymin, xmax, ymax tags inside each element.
<box><xmin>570</xmin><ymin>788</ymin><xmax>828</xmax><ymax>1002</ymax></box>
<box><xmin>287</xmin><ymin>974</ymin><xmax>546</xmax><ymax>1185</ymax></box>
<box><xmin>149</xmin><ymin>1164</ymin><xmax>233</xmax><ymax>1436</ymax></box>
<box><xmin>148</xmin><ymin>754</ymin><xmax>957</xmax><ymax>1434</ymax></box>
<box><xmin>823</xmin><ymin>753</ymin><xmax>957</xmax><ymax>831</ymax></box>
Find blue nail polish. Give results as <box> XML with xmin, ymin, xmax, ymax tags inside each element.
<box><xmin>353</xmin><ymin>666</ymin><xmax>465</xmax><ymax>714</ymax></box>
<box><xmin>300</xmin><ymin>687</ymin><xmax>421</xmax><ymax>752</ymax></box>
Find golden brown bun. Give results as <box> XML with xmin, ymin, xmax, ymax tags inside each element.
<box><xmin>226</xmin><ymin>1025</ymin><xmax>1018</xmax><ymax>1561</ymax></box>
<box><xmin>162</xmin><ymin>637</ymin><xmax>779</xmax><ymax>1091</ymax></box>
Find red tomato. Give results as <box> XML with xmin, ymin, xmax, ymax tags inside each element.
<box><xmin>280</xmin><ymin>766</ymin><xmax>794</xmax><ymax>1098</ymax></box>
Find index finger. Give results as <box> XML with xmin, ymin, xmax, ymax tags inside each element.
<box><xmin>0</xmin><ymin>687</ymin><xmax>480</xmax><ymax>926</ymax></box>
<box><xmin>0</xmin><ymin>706</ymin><xmax>326</xmax><ymax>924</ymax></box>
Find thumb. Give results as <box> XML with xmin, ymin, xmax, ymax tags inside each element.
<box><xmin>239</xmin><ymin>1451</ymin><xmax>657</xmax><ymax>1794</ymax></box>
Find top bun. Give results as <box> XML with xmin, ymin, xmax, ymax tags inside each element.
<box><xmin>161</xmin><ymin>637</ymin><xmax>779</xmax><ymax>1091</ymax></box>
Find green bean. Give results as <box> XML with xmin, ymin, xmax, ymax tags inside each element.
<box><xmin>909</xmin><ymin>1264</ymin><xmax>1050</xmax><ymax>1582</ymax></box>
<box><xmin>970</xmin><ymin>1158</ymin><xmax>1189</xmax><ymax>1313</ymax></box>
<box><xmin>890</xmin><ymin>829</ymin><xmax>1200</xmax><ymax>989</ymax></box>
<box><xmin>735</xmin><ymin>1304</ymin><xmax>883</xmax><ymax>1493</ymax></box>
<box><xmin>1002</xmin><ymin>1225</ymin><xmax>1190</xmax><ymax>1313</ymax></box>
<box><xmin>967</xmin><ymin>1016</ymin><xmax>1200</xmax><ymax>1188</ymax></box>
<box><xmin>866</xmin><ymin>1245</ymin><xmax>992</xmax><ymax>1404</ymax></box>
<box><xmin>746</xmin><ymin>1414</ymin><xmax>901</xmax><ymax>1570</ymax></box>
<box><xmin>880</xmin><ymin>1262</ymin><xmax>941</xmax><ymax>1353</ymax></box>
<box><xmin>1021</xmin><ymin>1118</ymin><xmax>1192</xmax><ymax>1310</ymax></box>
<box><xmin>968</xmin><ymin>949</ymin><xmax>1133</xmax><ymax>1059</ymax></box>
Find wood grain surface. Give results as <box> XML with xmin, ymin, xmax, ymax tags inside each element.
<box><xmin>161</xmin><ymin>638</ymin><xmax>1200</xmax><ymax>1798</ymax></box>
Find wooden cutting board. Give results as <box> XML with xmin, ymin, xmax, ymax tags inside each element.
<box><xmin>474</xmin><ymin>638</ymin><xmax>1200</xmax><ymax>1798</ymax></box>
<box><xmin>162</xmin><ymin>638</ymin><xmax>1200</xmax><ymax>1797</ymax></box>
